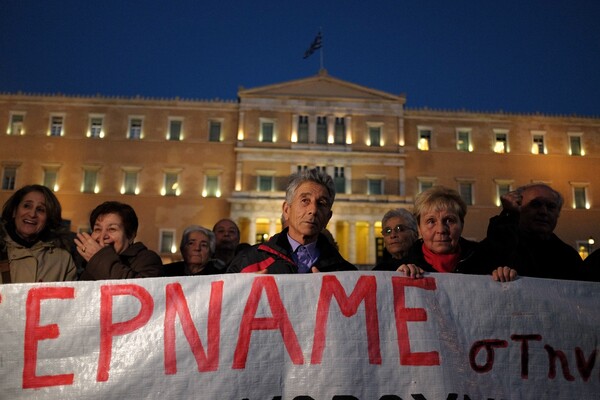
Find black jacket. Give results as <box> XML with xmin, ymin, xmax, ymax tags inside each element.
<box><xmin>375</xmin><ymin>237</ymin><xmax>479</xmax><ymax>274</ymax></box>
<box><xmin>474</xmin><ymin>212</ymin><xmax>585</xmax><ymax>280</ymax></box>
<box><xmin>227</xmin><ymin>228</ymin><xmax>356</xmax><ymax>274</ymax></box>
<box><xmin>163</xmin><ymin>259</ymin><xmax>225</xmax><ymax>276</ymax></box>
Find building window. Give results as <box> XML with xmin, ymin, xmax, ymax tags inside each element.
<box><xmin>8</xmin><ymin>113</ymin><xmax>25</xmax><ymax>135</ymax></box>
<box><xmin>82</xmin><ymin>169</ymin><xmax>99</xmax><ymax>193</ymax></box>
<box><xmin>418</xmin><ymin>178</ymin><xmax>436</xmax><ymax>193</ymax></box>
<box><xmin>203</xmin><ymin>175</ymin><xmax>220</xmax><ymax>197</ymax></box>
<box><xmin>162</xmin><ymin>172</ymin><xmax>180</xmax><ymax>196</ymax></box>
<box><xmin>316</xmin><ymin>116</ymin><xmax>328</xmax><ymax>144</ymax></box>
<box><xmin>368</xmin><ymin>125</ymin><xmax>382</xmax><ymax>147</ymax></box>
<box><xmin>569</xmin><ymin>134</ymin><xmax>583</xmax><ymax>156</ymax></box>
<box><xmin>573</xmin><ymin>186</ymin><xmax>588</xmax><ymax>209</ymax></box>
<box><xmin>208</xmin><ymin>120</ymin><xmax>222</xmax><ymax>142</ymax></box>
<box><xmin>128</xmin><ymin>117</ymin><xmax>143</xmax><ymax>140</ymax></box>
<box><xmin>49</xmin><ymin>115</ymin><xmax>64</xmax><ymax>137</ymax></box>
<box><xmin>334</xmin><ymin>166</ymin><xmax>345</xmax><ymax>194</ymax></box>
<box><xmin>418</xmin><ymin>128</ymin><xmax>431</xmax><ymax>151</ymax></box>
<box><xmin>495</xmin><ymin>181</ymin><xmax>513</xmax><ymax>206</ymax></box>
<box><xmin>89</xmin><ymin>116</ymin><xmax>104</xmax><ymax>138</ymax></box>
<box><xmin>259</xmin><ymin>120</ymin><xmax>275</xmax><ymax>143</ymax></box>
<box><xmin>456</xmin><ymin>129</ymin><xmax>472</xmax><ymax>152</ymax></box>
<box><xmin>257</xmin><ymin>175</ymin><xmax>274</xmax><ymax>192</ymax></box>
<box><xmin>458</xmin><ymin>182</ymin><xmax>473</xmax><ymax>205</ymax></box>
<box><xmin>367</xmin><ymin>178</ymin><xmax>383</xmax><ymax>195</ymax></box>
<box><xmin>531</xmin><ymin>132</ymin><xmax>546</xmax><ymax>154</ymax></box>
<box><xmin>43</xmin><ymin>168</ymin><xmax>59</xmax><ymax>191</ymax></box>
<box><xmin>494</xmin><ymin>130</ymin><xmax>509</xmax><ymax>153</ymax></box>
<box><xmin>334</xmin><ymin>117</ymin><xmax>345</xmax><ymax>144</ymax></box>
<box><xmin>121</xmin><ymin>170</ymin><xmax>139</xmax><ymax>195</ymax></box>
<box><xmin>2</xmin><ymin>166</ymin><xmax>17</xmax><ymax>190</ymax></box>
<box><xmin>160</xmin><ymin>229</ymin><xmax>177</xmax><ymax>254</ymax></box>
<box><xmin>168</xmin><ymin>119</ymin><xmax>182</xmax><ymax>141</ymax></box>
<box><xmin>297</xmin><ymin>116</ymin><xmax>309</xmax><ymax>143</ymax></box>
<box><xmin>297</xmin><ymin>165</ymin><xmax>308</xmax><ymax>173</ymax></box>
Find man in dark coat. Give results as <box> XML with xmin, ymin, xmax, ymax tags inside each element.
<box><xmin>227</xmin><ymin>169</ymin><xmax>356</xmax><ymax>274</ymax></box>
<box><xmin>477</xmin><ymin>183</ymin><xmax>585</xmax><ymax>281</ymax></box>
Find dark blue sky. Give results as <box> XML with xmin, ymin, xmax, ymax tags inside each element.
<box><xmin>2</xmin><ymin>0</ymin><xmax>599</xmax><ymax>116</ymax></box>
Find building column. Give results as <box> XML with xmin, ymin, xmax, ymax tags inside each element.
<box><xmin>249</xmin><ymin>218</ymin><xmax>257</xmax><ymax>245</ymax></box>
<box><xmin>309</xmin><ymin>115</ymin><xmax>317</xmax><ymax>144</ymax></box>
<box><xmin>269</xmin><ymin>218</ymin><xmax>277</xmax><ymax>238</ymax></box>
<box><xmin>399</xmin><ymin>164</ymin><xmax>405</xmax><ymax>196</ymax></box>
<box><xmin>368</xmin><ymin>221</ymin><xmax>376</xmax><ymax>265</ymax></box>
<box><xmin>345</xmin><ymin>166</ymin><xmax>352</xmax><ymax>194</ymax></box>
<box><xmin>348</xmin><ymin>221</ymin><xmax>356</xmax><ymax>264</ymax></box>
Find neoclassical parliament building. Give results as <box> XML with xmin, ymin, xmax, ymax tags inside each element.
<box><xmin>1</xmin><ymin>70</ymin><xmax>599</xmax><ymax>266</ymax></box>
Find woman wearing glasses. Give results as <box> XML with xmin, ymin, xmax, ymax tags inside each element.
<box><xmin>374</xmin><ymin>208</ymin><xmax>418</xmax><ymax>271</ymax></box>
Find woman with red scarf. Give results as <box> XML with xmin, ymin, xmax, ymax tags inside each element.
<box><xmin>395</xmin><ymin>186</ymin><xmax>480</xmax><ymax>278</ymax></box>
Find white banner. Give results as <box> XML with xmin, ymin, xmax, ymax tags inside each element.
<box><xmin>0</xmin><ymin>272</ymin><xmax>598</xmax><ymax>399</ymax></box>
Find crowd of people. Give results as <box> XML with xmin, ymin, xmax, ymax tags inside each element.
<box><xmin>1</xmin><ymin>169</ymin><xmax>598</xmax><ymax>284</ymax></box>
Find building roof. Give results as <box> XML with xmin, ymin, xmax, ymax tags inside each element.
<box><xmin>238</xmin><ymin>69</ymin><xmax>405</xmax><ymax>104</ymax></box>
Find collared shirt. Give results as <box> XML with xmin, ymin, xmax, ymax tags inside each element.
<box><xmin>288</xmin><ymin>234</ymin><xmax>320</xmax><ymax>273</ymax></box>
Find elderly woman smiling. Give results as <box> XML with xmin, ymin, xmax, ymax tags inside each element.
<box><xmin>75</xmin><ymin>201</ymin><xmax>163</xmax><ymax>280</ymax></box>
<box><xmin>397</xmin><ymin>186</ymin><xmax>479</xmax><ymax>278</ymax></box>
<box><xmin>1</xmin><ymin>184</ymin><xmax>76</xmax><ymax>283</ymax></box>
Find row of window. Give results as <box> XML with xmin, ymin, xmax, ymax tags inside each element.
<box><xmin>6</xmin><ymin>112</ymin><xmax>224</xmax><ymax>142</ymax></box>
<box><xmin>417</xmin><ymin>127</ymin><xmax>586</xmax><ymax>155</ymax></box>
<box><xmin>6</xmin><ymin>112</ymin><xmax>590</xmax><ymax>155</ymax></box>
<box><xmin>417</xmin><ymin>179</ymin><xmax>591</xmax><ymax>210</ymax></box>
<box><xmin>1</xmin><ymin>164</ymin><xmax>591</xmax><ymax>210</ymax></box>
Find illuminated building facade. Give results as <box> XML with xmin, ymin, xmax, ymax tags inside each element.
<box><xmin>2</xmin><ymin>70</ymin><xmax>599</xmax><ymax>265</ymax></box>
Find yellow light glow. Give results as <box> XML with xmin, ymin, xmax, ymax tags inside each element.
<box><xmin>171</xmin><ymin>244</ymin><xmax>177</xmax><ymax>254</ymax></box>
<box><xmin>94</xmin><ymin>185</ymin><xmax>100</xmax><ymax>194</ymax></box>
<box><xmin>531</xmin><ymin>144</ymin><xmax>539</xmax><ymax>154</ymax></box>
<box><xmin>291</xmin><ymin>132</ymin><xmax>297</xmax><ymax>142</ymax></box>
<box><xmin>418</xmin><ymin>138</ymin><xmax>430</xmax><ymax>151</ymax></box>
<box><xmin>237</xmin><ymin>130</ymin><xmax>244</xmax><ymax>140</ymax></box>
<box><xmin>53</xmin><ymin>184</ymin><xmax>59</xmax><ymax>192</ymax></box>
<box><xmin>160</xmin><ymin>188</ymin><xmax>166</xmax><ymax>196</ymax></box>
<box><xmin>494</xmin><ymin>142</ymin><xmax>505</xmax><ymax>153</ymax></box>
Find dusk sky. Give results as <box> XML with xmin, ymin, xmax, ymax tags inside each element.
<box><xmin>2</xmin><ymin>1</ymin><xmax>599</xmax><ymax>116</ymax></box>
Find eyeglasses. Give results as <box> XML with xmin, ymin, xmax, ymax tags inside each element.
<box><xmin>381</xmin><ymin>224</ymin><xmax>413</xmax><ymax>236</ymax></box>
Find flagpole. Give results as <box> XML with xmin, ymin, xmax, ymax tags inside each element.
<box><xmin>319</xmin><ymin>27</ymin><xmax>324</xmax><ymax>71</ymax></box>
<box><xmin>320</xmin><ymin>46</ymin><xmax>324</xmax><ymax>71</ymax></box>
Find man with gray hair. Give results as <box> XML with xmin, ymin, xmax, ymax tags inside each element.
<box><xmin>477</xmin><ymin>183</ymin><xmax>585</xmax><ymax>281</ymax></box>
<box><xmin>227</xmin><ymin>168</ymin><xmax>356</xmax><ymax>273</ymax></box>
<box><xmin>164</xmin><ymin>225</ymin><xmax>224</xmax><ymax>276</ymax></box>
